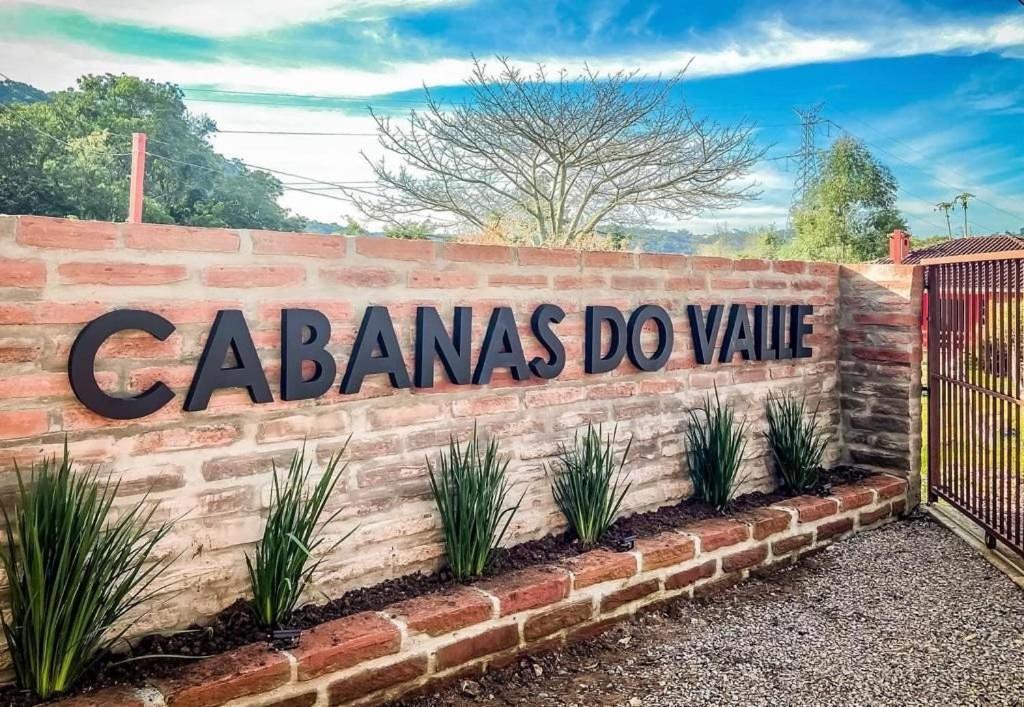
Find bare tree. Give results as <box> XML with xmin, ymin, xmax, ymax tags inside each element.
<box><xmin>348</xmin><ymin>58</ymin><xmax>764</xmax><ymax>248</ymax></box>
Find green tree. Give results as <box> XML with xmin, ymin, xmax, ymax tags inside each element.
<box><xmin>788</xmin><ymin>137</ymin><xmax>906</xmax><ymax>262</ymax></box>
<box><xmin>384</xmin><ymin>221</ymin><xmax>434</xmax><ymax>240</ymax></box>
<box><xmin>0</xmin><ymin>74</ymin><xmax>305</xmax><ymax>230</ymax></box>
<box><xmin>954</xmin><ymin>192</ymin><xmax>975</xmax><ymax>238</ymax></box>
<box><xmin>935</xmin><ymin>200</ymin><xmax>954</xmax><ymax>239</ymax></box>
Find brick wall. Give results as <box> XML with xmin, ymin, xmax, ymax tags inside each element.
<box><xmin>837</xmin><ymin>264</ymin><xmax>924</xmax><ymax>506</ymax></box>
<box><xmin>0</xmin><ymin>215</ymin><xmax>909</xmax><ymax>642</ymax></box>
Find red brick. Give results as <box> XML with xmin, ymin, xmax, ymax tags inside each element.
<box><xmin>116</xmin><ymin>468</ymin><xmax>186</xmax><ymax>497</ymax></box>
<box><xmin>582</xmin><ymin>251</ymin><xmax>634</xmax><ymax>268</ymax></box>
<box><xmin>292</xmin><ymin>612</ymin><xmax>401</xmax><ymax>681</ymax></box>
<box><xmin>560</xmin><ymin>549</ymin><xmax>636</xmax><ymax>589</ymax></box>
<box><xmin>610</xmin><ymin>274</ymin><xmax>658</xmax><ymax>290</ymax></box>
<box><xmin>600</xmin><ymin>579</ymin><xmax>660</xmax><ymax>613</ymax></box>
<box><xmin>892</xmin><ymin>498</ymin><xmax>907</xmax><ymax>515</ymax></box>
<box><xmin>202</xmin><ymin>450</ymin><xmax>295</xmax><ymax>482</ymax></box>
<box><xmin>355</xmin><ymin>236</ymin><xmax>436</xmax><ymax>262</ymax></box>
<box><xmin>688</xmin><ymin>256</ymin><xmax>732</xmax><ymax>272</ymax></box>
<box><xmin>387</xmin><ymin>587</ymin><xmax>493</xmax><ymax>636</ymax></box>
<box><xmin>327</xmin><ymin>655</ymin><xmax>427</xmax><ymax>705</ymax></box>
<box><xmin>852</xmin><ymin>312</ymin><xmax>919</xmax><ymax>328</ymax></box>
<box><xmin>518</xmin><ymin>247</ymin><xmax>579</xmax><ymax>267</ymax></box>
<box><xmin>553</xmin><ymin>274</ymin><xmax>607</xmax><ymax>289</ymax></box>
<box><xmin>435</xmin><ymin>624</ymin><xmax>519</xmax><ymax>669</ymax></box>
<box><xmin>0</xmin><ymin>338</ymin><xmax>42</xmax><ymax>362</ymax></box>
<box><xmin>524</xmin><ymin>387</ymin><xmax>588</xmax><ymax>408</ymax></box>
<box><xmin>202</xmin><ymin>265</ymin><xmax>305</xmax><ymax>287</ymax></box>
<box><xmin>859</xmin><ymin>503</ymin><xmax>892</xmax><ymax>526</ymax></box>
<box><xmin>0</xmin><ymin>372</ymin><xmax>88</xmax><ymax>399</ymax></box>
<box><xmin>683</xmin><ymin>518</ymin><xmax>749</xmax><ymax>552</ymax></box>
<box><xmin>0</xmin><ymin>301</ymin><xmax>107</xmax><ymax>325</ymax></box>
<box><xmin>58</xmin><ymin>262</ymin><xmax>187</xmax><ymax>286</ymax></box>
<box><xmin>444</xmin><ymin>242</ymin><xmax>514</xmax><ymax>263</ymax></box>
<box><xmin>830</xmin><ymin>484</ymin><xmax>875</xmax><ymax>511</ymax></box>
<box><xmin>665</xmin><ymin>559</ymin><xmax>717</xmax><ymax>590</ymax></box>
<box><xmin>18</xmin><ymin>216</ymin><xmax>117</xmax><ymax>249</ymax></box>
<box><xmin>736</xmin><ymin>507</ymin><xmax>792</xmax><ymax>540</ymax></box>
<box><xmin>772</xmin><ymin>533</ymin><xmax>813</xmax><ymax>555</ymax></box>
<box><xmin>123</xmin><ymin>224</ymin><xmax>239</xmax><ymax>252</ymax></box>
<box><xmin>489</xmin><ymin>273</ymin><xmax>549</xmax><ymax>287</ymax></box>
<box><xmin>0</xmin><ymin>409</ymin><xmax>47</xmax><ymax>440</ymax></box>
<box><xmin>0</xmin><ymin>257</ymin><xmax>46</xmax><ymax>287</ymax></box>
<box><xmin>733</xmin><ymin>258</ymin><xmax>771</xmax><ymax>272</ymax></box>
<box><xmin>851</xmin><ymin>347</ymin><xmax>911</xmax><ymax>365</ymax></box>
<box><xmin>861</xmin><ymin>474</ymin><xmax>907</xmax><ymax>500</ymax></box>
<box><xmin>773</xmin><ymin>260</ymin><xmax>806</xmax><ymax>274</ymax></box>
<box><xmin>408</xmin><ymin>269</ymin><xmax>478</xmax><ymax>288</ymax></box>
<box><xmin>265</xmin><ymin>693</ymin><xmax>318</xmax><ymax>707</ymax></box>
<box><xmin>367</xmin><ymin>402</ymin><xmax>442</xmax><ymax>429</ymax></box>
<box><xmin>775</xmin><ymin>496</ymin><xmax>838</xmax><ymax>523</ymax></box>
<box><xmin>451</xmin><ymin>394</ymin><xmax>520</xmax><ymax>417</ymax></box>
<box><xmin>566</xmin><ymin>616</ymin><xmax>625</xmax><ymax>643</ymax></box>
<box><xmin>321</xmin><ymin>266</ymin><xmax>398</xmax><ymax>287</ymax></box>
<box><xmin>816</xmin><ymin>516</ymin><xmax>855</xmax><ymax>540</ymax></box>
<box><xmin>253</xmin><ymin>229</ymin><xmax>346</xmax><ymax>258</ymax></box>
<box><xmin>481</xmin><ymin>566</ymin><xmax>571</xmax><ymax>616</ymax></box>
<box><xmin>156</xmin><ymin>643</ymin><xmax>290</xmax><ymax>707</ymax></box>
<box><xmin>721</xmin><ymin>544</ymin><xmax>769</xmax><ymax>572</ymax></box>
<box><xmin>131</xmin><ymin>424</ymin><xmax>240</xmax><ymax>455</ymax></box>
<box><xmin>637</xmin><ymin>252</ymin><xmax>688</xmax><ymax>270</ymax></box>
<box><xmin>634</xmin><ymin>532</ymin><xmax>696</xmax><ymax>571</ymax></box>
<box><xmin>523</xmin><ymin>599</ymin><xmax>593</xmax><ymax>641</ymax></box>
<box><xmin>692</xmin><ymin>572</ymin><xmax>742</xmax><ymax>598</ymax></box>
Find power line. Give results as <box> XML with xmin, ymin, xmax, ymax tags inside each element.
<box><xmin>215</xmin><ymin>129</ymin><xmax>378</xmax><ymax>136</ymax></box>
<box><xmin>792</xmin><ymin>103</ymin><xmax>825</xmax><ymax>206</ymax></box>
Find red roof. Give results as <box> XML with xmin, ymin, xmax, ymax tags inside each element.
<box><xmin>876</xmin><ymin>234</ymin><xmax>1024</xmax><ymax>264</ymax></box>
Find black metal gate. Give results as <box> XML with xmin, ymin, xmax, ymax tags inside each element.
<box><xmin>927</xmin><ymin>252</ymin><xmax>1024</xmax><ymax>556</ymax></box>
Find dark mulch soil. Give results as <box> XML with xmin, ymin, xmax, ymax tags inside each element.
<box><xmin>2</xmin><ymin>465</ymin><xmax>870</xmax><ymax>705</ymax></box>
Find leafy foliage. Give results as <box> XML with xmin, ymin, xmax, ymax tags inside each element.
<box><xmin>764</xmin><ymin>391</ymin><xmax>831</xmax><ymax>494</ymax></box>
<box><xmin>384</xmin><ymin>220</ymin><xmax>435</xmax><ymax>240</ymax></box>
<box><xmin>685</xmin><ymin>389</ymin><xmax>748</xmax><ymax>511</ymax></box>
<box><xmin>0</xmin><ymin>74</ymin><xmax>305</xmax><ymax>229</ymax></box>
<box><xmin>0</xmin><ymin>444</ymin><xmax>174</xmax><ymax>699</ymax></box>
<box><xmin>788</xmin><ymin>136</ymin><xmax>906</xmax><ymax>262</ymax></box>
<box><xmin>247</xmin><ymin>444</ymin><xmax>352</xmax><ymax>629</ymax></box>
<box><xmin>428</xmin><ymin>428</ymin><xmax>523</xmax><ymax>580</ymax></box>
<box><xmin>549</xmin><ymin>425</ymin><xmax>633</xmax><ymax>547</ymax></box>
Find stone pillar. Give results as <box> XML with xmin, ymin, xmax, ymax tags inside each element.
<box><xmin>837</xmin><ymin>264</ymin><xmax>924</xmax><ymax>507</ymax></box>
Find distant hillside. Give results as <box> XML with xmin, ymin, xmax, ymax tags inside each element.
<box><xmin>0</xmin><ymin>79</ymin><xmax>48</xmax><ymax>105</ymax></box>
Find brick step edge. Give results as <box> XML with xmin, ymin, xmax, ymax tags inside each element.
<box><xmin>56</xmin><ymin>474</ymin><xmax>908</xmax><ymax>707</ymax></box>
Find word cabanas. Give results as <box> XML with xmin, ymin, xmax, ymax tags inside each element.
<box><xmin>68</xmin><ymin>303</ymin><xmax>813</xmax><ymax>420</ymax></box>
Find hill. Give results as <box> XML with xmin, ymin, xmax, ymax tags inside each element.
<box><xmin>0</xmin><ymin>79</ymin><xmax>48</xmax><ymax>105</ymax></box>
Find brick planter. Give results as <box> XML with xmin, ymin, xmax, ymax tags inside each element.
<box><xmin>56</xmin><ymin>474</ymin><xmax>908</xmax><ymax>707</ymax></box>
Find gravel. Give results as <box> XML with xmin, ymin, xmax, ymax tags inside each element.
<box><xmin>398</xmin><ymin>517</ymin><xmax>1024</xmax><ymax>707</ymax></box>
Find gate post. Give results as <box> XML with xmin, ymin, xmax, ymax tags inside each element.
<box><xmin>926</xmin><ymin>265</ymin><xmax>939</xmax><ymax>503</ymax></box>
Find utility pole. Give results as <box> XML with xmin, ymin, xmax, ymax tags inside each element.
<box><xmin>792</xmin><ymin>103</ymin><xmax>825</xmax><ymax>208</ymax></box>
<box><xmin>127</xmin><ymin>132</ymin><xmax>147</xmax><ymax>224</ymax></box>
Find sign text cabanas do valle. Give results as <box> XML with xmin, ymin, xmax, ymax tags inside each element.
<box><xmin>68</xmin><ymin>302</ymin><xmax>814</xmax><ymax>420</ymax></box>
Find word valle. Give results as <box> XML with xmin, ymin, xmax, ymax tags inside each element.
<box><xmin>68</xmin><ymin>303</ymin><xmax>813</xmax><ymax>420</ymax></box>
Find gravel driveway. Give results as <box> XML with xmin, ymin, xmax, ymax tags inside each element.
<box><xmin>398</xmin><ymin>517</ymin><xmax>1024</xmax><ymax>707</ymax></box>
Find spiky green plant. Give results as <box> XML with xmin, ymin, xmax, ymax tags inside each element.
<box><xmin>428</xmin><ymin>427</ymin><xmax>523</xmax><ymax>580</ymax></box>
<box><xmin>549</xmin><ymin>424</ymin><xmax>633</xmax><ymax>547</ymax></box>
<box><xmin>685</xmin><ymin>388</ymin><xmax>748</xmax><ymax>511</ymax></box>
<box><xmin>764</xmin><ymin>390</ymin><xmax>831</xmax><ymax>494</ymax></box>
<box><xmin>0</xmin><ymin>443</ymin><xmax>175</xmax><ymax>700</ymax></box>
<box><xmin>246</xmin><ymin>442</ymin><xmax>352</xmax><ymax>629</ymax></box>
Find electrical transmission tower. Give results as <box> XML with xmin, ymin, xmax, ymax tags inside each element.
<box><xmin>792</xmin><ymin>103</ymin><xmax>825</xmax><ymax>207</ymax></box>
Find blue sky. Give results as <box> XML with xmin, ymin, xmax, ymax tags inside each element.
<box><xmin>0</xmin><ymin>0</ymin><xmax>1021</xmax><ymax>235</ymax></box>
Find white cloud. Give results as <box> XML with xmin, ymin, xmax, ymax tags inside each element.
<box><xmin>12</xmin><ymin>0</ymin><xmax>469</xmax><ymax>36</ymax></box>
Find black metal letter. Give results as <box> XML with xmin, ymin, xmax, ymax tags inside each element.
<box><xmin>473</xmin><ymin>307</ymin><xmax>531</xmax><ymax>384</ymax></box>
<box><xmin>687</xmin><ymin>304</ymin><xmax>724</xmax><ymax>365</ymax></box>
<box><xmin>415</xmin><ymin>306</ymin><xmax>472</xmax><ymax>388</ymax></box>
<box><xmin>68</xmin><ymin>309</ymin><xmax>176</xmax><ymax>420</ymax></box>
<box><xmin>791</xmin><ymin>304</ymin><xmax>814</xmax><ymax>358</ymax></box>
<box><xmin>281</xmin><ymin>309</ymin><xmax>336</xmax><ymax>401</ymax></box>
<box><xmin>626</xmin><ymin>304</ymin><xmax>673</xmax><ymax>371</ymax></box>
<box><xmin>529</xmin><ymin>304</ymin><xmax>566</xmax><ymax>379</ymax></box>
<box><xmin>753</xmin><ymin>305</ymin><xmax>778</xmax><ymax>361</ymax></box>
<box><xmin>341</xmin><ymin>306</ymin><xmax>411</xmax><ymax>394</ymax></box>
<box><xmin>774</xmin><ymin>304</ymin><xmax>793</xmax><ymax>360</ymax></box>
<box><xmin>185</xmin><ymin>310</ymin><xmax>272</xmax><ymax>412</ymax></box>
<box><xmin>585</xmin><ymin>305</ymin><xmax>627</xmax><ymax>374</ymax></box>
<box><xmin>720</xmin><ymin>304</ymin><xmax>756</xmax><ymax>363</ymax></box>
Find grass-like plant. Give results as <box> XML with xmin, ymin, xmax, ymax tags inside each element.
<box><xmin>764</xmin><ymin>390</ymin><xmax>831</xmax><ymax>494</ymax></box>
<box><xmin>685</xmin><ymin>388</ymin><xmax>748</xmax><ymax>512</ymax></box>
<box><xmin>247</xmin><ymin>442</ymin><xmax>352</xmax><ymax>629</ymax></box>
<box><xmin>428</xmin><ymin>427</ymin><xmax>523</xmax><ymax>580</ymax></box>
<box><xmin>549</xmin><ymin>424</ymin><xmax>633</xmax><ymax>547</ymax></box>
<box><xmin>0</xmin><ymin>443</ymin><xmax>174</xmax><ymax>700</ymax></box>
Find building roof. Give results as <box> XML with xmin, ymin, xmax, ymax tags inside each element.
<box><xmin>876</xmin><ymin>234</ymin><xmax>1024</xmax><ymax>264</ymax></box>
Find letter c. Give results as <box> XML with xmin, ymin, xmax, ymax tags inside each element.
<box><xmin>68</xmin><ymin>309</ymin><xmax>176</xmax><ymax>419</ymax></box>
